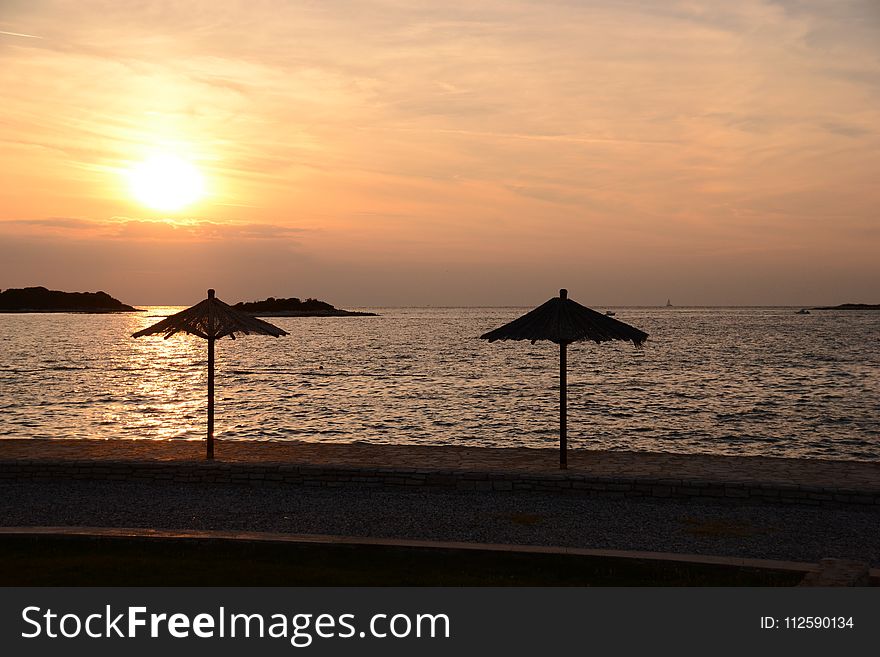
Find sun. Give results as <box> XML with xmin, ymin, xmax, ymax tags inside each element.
<box><xmin>127</xmin><ymin>153</ymin><xmax>205</xmax><ymax>212</ymax></box>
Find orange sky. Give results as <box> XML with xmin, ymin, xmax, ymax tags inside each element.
<box><xmin>1</xmin><ymin>0</ymin><xmax>878</xmax><ymax>306</ymax></box>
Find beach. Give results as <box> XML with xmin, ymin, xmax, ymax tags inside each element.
<box><xmin>2</xmin><ymin>439</ymin><xmax>879</xmax><ymax>571</ymax></box>
<box><xmin>2</xmin><ymin>306</ymin><xmax>879</xmax><ymax>582</ymax></box>
<box><xmin>3</xmin><ymin>438</ymin><xmax>880</xmax><ymax>494</ymax></box>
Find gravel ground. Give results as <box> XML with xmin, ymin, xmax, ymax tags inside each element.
<box><xmin>1</xmin><ymin>479</ymin><xmax>878</xmax><ymax>566</ymax></box>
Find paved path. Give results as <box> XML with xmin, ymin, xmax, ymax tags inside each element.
<box><xmin>2</xmin><ymin>441</ymin><xmax>879</xmax><ymax>568</ymax></box>
<box><xmin>2</xmin><ymin>439</ymin><xmax>878</xmax><ymax>491</ymax></box>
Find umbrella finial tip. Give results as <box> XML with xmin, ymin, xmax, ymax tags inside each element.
<box><xmin>560</xmin><ymin>288</ymin><xmax>567</xmax><ymax>299</ymax></box>
<box><xmin>208</xmin><ymin>288</ymin><xmax>215</xmax><ymax>298</ymax></box>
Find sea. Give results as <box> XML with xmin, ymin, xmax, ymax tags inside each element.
<box><xmin>1</xmin><ymin>307</ymin><xmax>878</xmax><ymax>461</ymax></box>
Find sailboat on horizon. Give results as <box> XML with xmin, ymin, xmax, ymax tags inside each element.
<box><xmin>665</xmin><ymin>298</ymin><xmax>673</xmax><ymax>307</ymax></box>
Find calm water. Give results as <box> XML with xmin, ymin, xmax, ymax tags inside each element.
<box><xmin>1</xmin><ymin>307</ymin><xmax>878</xmax><ymax>461</ymax></box>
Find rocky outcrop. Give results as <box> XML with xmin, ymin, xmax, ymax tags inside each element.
<box><xmin>0</xmin><ymin>287</ymin><xmax>139</xmax><ymax>312</ymax></box>
<box><xmin>233</xmin><ymin>296</ymin><xmax>377</xmax><ymax>317</ymax></box>
<box><xmin>812</xmin><ymin>303</ymin><xmax>880</xmax><ymax>310</ymax></box>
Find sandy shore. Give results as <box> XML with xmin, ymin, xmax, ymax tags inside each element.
<box><xmin>1</xmin><ymin>477</ymin><xmax>878</xmax><ymax>568</ymax></box>
<box><xmin>2</xmin><ymin>439</ymin><xmax>879</xmax><ymax>567</ymax></box>
<box><xmin>2</xmin><ymin>438</ymin><xmax>879</xmax><ymax>491</ymax></box>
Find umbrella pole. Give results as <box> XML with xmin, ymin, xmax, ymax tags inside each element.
<box><xmin>559</xmin><ymin>341</ymin><xmax>567</xmax><ymax>469</ymax></box>
<box><xmin>207</xmin><ymin>337</ymin><xmax>215</xmax><ymax>459</ymax></box>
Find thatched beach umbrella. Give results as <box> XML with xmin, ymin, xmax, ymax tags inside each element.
<box><xmin>132</xmin><ymin>289</ymin><xmax>288</xmax><ymax>459</ymax></box>
<box><xmin>480</xmin><ymin>289</ymin><xmax>647</xmax><ymax>469</ymax></box>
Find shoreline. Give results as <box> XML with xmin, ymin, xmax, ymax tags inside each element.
<box><xmin>3</xmin><ymin>439</ymin><xmax>878</xmax><ymax>507</ymax></box>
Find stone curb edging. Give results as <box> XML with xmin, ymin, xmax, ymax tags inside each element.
<box><xmin>2</xmin><ymin>527</ymin><xmax>876</xmax><ymax>587</ymax></box>
<box><xmin>2</xmin><ymin>458</ymin><xmax>879</xmax><ymax>508</ymax></box>
<box><xmin>799</xmin><ymin>559</ymin><xmax>873</xmax><ymax>587</ymax></box>
<box><xmin>0</xmin><ymin>525</ymin><xmax>820</xmax><ymax>572</ymax></box>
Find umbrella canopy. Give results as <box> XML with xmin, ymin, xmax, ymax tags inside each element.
<box><xmin>480</xmin><ymin>289</ymin><xmax>647</xmax><ymax>468</ymax></box>
<box><xmin>132</xmin><ymin>289</ymin><xmax>288</xmax><ymax>341</ymax></box>
<box><xmin>132</xmin><ymin>289</ymin><xmax>288</xmax><ymax>458</ymax></box>
<box><xmin>481</xmin><ymin>289</ymin><xmax>647</xmax><ymax>346</ymax></box>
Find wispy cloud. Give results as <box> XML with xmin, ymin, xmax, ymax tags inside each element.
<box><xmin>0</xmin><ymin>29</ymin><xmax>42</xmax><ymax>39</ymax></box>
<box><xmin>4</xmin><ymin>217</ymin><xmax>94</xmax><ymax>230</ymax></box>
<box><xmin>2</xmin><ymin>216</ymin><xmax>306</xmax><ymax>242</ymax></box>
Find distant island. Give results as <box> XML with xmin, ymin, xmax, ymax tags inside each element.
<box><xmin>0</xmin><ymin>287</ymin><xmax>140</xmax><ymax>313</ymax></box>
<box><xmin>811</xmin><ymin>303</ymin><xmax>880</xmax><ymax>310</ymax></box>
<box><xmin>233</xmin><ymin>296</ymin><xmax>377</xmax><ymax>317</ymax></box>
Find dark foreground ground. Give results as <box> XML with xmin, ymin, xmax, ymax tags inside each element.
<box><xmin>0</xmin><ymin>533</ymin><xmax>805</xmax><ymax>586</ymax></box>
<box><xmin>1</xmin><ymin>479</ymin><xmax>878</xmax><ymax>569</ymax></box>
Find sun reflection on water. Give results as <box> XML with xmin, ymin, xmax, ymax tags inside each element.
<box><xmin>126</xmin><ymin>306</ymin><xmax>206</xmax><ymax>440</ymax></box>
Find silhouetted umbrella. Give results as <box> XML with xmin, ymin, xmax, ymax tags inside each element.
<box><xmin>132</xmin><ymin>289</ymin><xmax>288</xmax><ymax>459</ymax></box>
<box><xmin>481</xmin><ymin>289</ymin><xmax>648</xmax><ymax>469</ymax></box>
